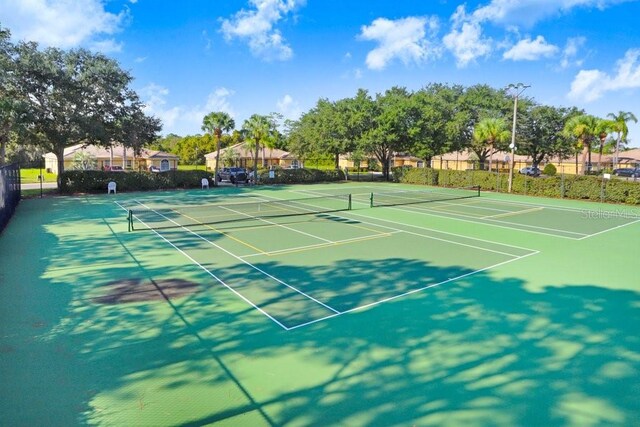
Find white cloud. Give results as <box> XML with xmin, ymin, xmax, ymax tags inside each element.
<box><xmin>140</xmin><ymin>84</ymin><xmax>236</xmax><ymax>134</ymax></box>
<box><xmin>359</xmin><ymin>16</ymin><xmax>440</xmax><ymax>70</ymax></box>
<box><xmin>443</xmin><ymin>6</ymin><xmax>492</xmax><ymax>68</ymax></box>
<box><xmin>89</xmin><ymin>39</ymin><xmax>123</xmax><ymax>54</ymax></box>
<box><xmin>560</xmin><ymin>36</ymin><xmax>587</xmax><ymax>68</ymax></box>
<box><xmin>139</xmin><ymin>83</ymin><xmax>181</xmax><ymax>129</ymax></box>
<box><xmin>503</xmin><ymin>35</ymin><xmax>559</xmax><ymax>61</ymax></box>
<box><xmin>568</xmin><ymin>48</ymin><xmax>640</xmax><ymax>101</ymax></box>
<box><xmin>472</xmin><ymin>0</ymin><xmax>629</xmax><ymax>27</ymax></box>
<box><xmin>443</xmin><ymin>0</ymin><xmax>625</xmax><ymax>66</ymax></box>
<box><xmin>276</xmin><ymin>94</ymin><xmax>302</xmax><ymax>120</ymax></box>
<box><xmin>0</xmin><ymin>0</ymin><xmax>127</xmax><ymax>49</ymax></box>
<box><xmin>220</xmin><ymin>0</ymin><xmax>305</xmax><ymax>61</ymax></box>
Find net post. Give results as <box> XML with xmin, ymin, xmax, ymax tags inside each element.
<box><xmin>128</xmin><ymin>210</ymin><xmax>133</xmax><ymax>232</ymax></box>
<box><xmin>476</xmin><ymin>185</ymin><xmax>481</xmax><ymax>197</ymax></box>
<box><xmin>370</xmin><ymin>192</ymin><xmax>374</xmax><ymax>208</ymax></box>
<box><xmin>348</xmin><ymin>194</ymin><xmax>352</xmax><ymax>210</ymax></box>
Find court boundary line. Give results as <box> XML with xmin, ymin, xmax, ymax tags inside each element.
<box><xmin>115</xmin><ymin>201</ymin><xmax>292</xmax><ymax>330</ymax></box>
<box><xmin>577</xmin><ymin>217</ymin><xmax>640</xmax><ymax>240</ymax></box>
<box><xmin>299</xmin><ymin>186</ymin><xmax>640</xmax><ymax>239</ymax></box>
<box><xmin>117</xmin><ymin>195</ymin><xmax>541</xmax><ymax>331</ymax></box>
<box><xmin>287</xmin><ymin>250</ymin><xmax>539</xmax><ymax>330</ymax></box>
<box><xmin>128</xmin><ymin>200</ymin><xmax>342</xmax><ymax>322</ymax></box>
<box><xmin>287</xmin><ymin>190</ymin><xmax>540</xmax><ymax>254</ymax></box>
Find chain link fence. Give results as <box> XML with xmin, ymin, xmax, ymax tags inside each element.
<box><xmin>1</xmin><ymin>163</ymin><xmax>21</xmax><ymax>234</ymax></box>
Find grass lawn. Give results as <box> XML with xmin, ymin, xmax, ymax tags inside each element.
<box><xmin>20</xmin><ymin>168</ymin><xmax>57</xmax><ymax>183</ymax></box>
<box><xmin>177</xmin><ymin>164</ymin><xmax>205</xmax><ymax>171</ymax></box>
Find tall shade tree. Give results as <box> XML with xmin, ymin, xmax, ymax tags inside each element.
<box><xmin>15</xmin><ymin>43</ymin><xmax>158</xmax><ymax>183</ymax></box>
<box><xmin>519</xmin><ymin>105</ymin><xmax>581</xmax><ymax>167</ymax></box>
<box><xmin>359</xmin><ymin>87</ymin><xmax>414</xmax><ymax>180</ymax></box>
<box><xmin>607</xmin><ymin>111</ymin><xmax>638</xmax><ymax>165</ymax></box>
<box><xmin>0</xmin><ymin>26</ymin><xmax>28</xmax><ymax>166</ymax></box>
<box><xmin>242</xmin><ymin>114</ymin><xmax>278</xmax><ymax>182</ymax></box>
<box><xmin>562</xmin><ymin>114</ymin><xmax>599</xmax><ymax>175</ymax></box>
<box><xmin>411</xmin><ymin>84</ymin><xmax>466</xmax><ymax>166</ymax></box>
<box><xmin>472</xmin><ymin>117</ymin><xmax>510</xmax><ymax>172</ymax></box>
<box><xmin>202</xmin><ymin>111</ymin><xmax>235</xmax><ymax>186</ymax></box>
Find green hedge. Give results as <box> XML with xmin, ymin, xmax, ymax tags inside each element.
<box><xmin>59</xmin><ymin>168</ymin><xmax>345</xmax><ymax>193</ymax></box>
<box><xmin>59</xmin><ymin>170</ymin><xmax>213</xmax><ymax>194</ymax></box>
<box><xmin>255</xmin><ymin>168</ymin><xmax>345</xmax><ymax>184</ymax></box>
<box><xmin>400</xmin><ymin>168</ymin><xmax>640</xmax><ymax>205</ymax></box>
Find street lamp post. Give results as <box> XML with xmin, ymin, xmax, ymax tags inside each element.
<box><xmin>506</xmin><ymin>83</ymin><xmax>530</xmax><ymax>193</ymax></box>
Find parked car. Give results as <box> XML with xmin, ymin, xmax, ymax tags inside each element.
<box><xmin>216</xmin><ymin>167</ymin><xmax>248</xmax><ymax>183</ymax></box>
<box><xmin>148</xmin><ymin>166</ymin><xmax>161</xmax><ymax>173</ymax></box>
<box><xmin>519</xmin><ymin>166</ymin><xmax>541</xmax><ymax>177</ymax></box>
<box><xmin>612</xmin><ymin>167</ymin><xmax>640</xmax><ymax>177</ymax></box>
<box><xmin>104</xmin><ymin>165</ymin><xmax>124</xmax><ymax>172</ymax></box>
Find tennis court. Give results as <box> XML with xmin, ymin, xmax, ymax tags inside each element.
<box><xmin>2</xmin><ymin>182</ymin><xmax>639</xmax><ymax>425</ymax></box>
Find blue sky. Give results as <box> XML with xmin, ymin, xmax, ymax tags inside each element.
<box><xmin>1</xmin><ymin>0</ymin><xmax>640</xmax><ymax>146</ymax></box>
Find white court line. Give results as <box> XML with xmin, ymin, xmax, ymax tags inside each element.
<box><xmin>287</xmin><ymin>250</ymin><xmax>540</xmax><ymax>330</ymax></box>
<box><xmin>380</xmin><ymin>202</ymin><xmax>585</xmax><ymax>239</ymax></box>
<box><xmin>268</xmin><ymin>194</ymin><xmax>526</xmax><ymax>258</ymax></box>
<box><xmin>241</xmin><ymin>231</ymin><xmax>400</xmax><ymax>258</ymax></box>
<box><xmin>118</xmin><ymin>199</ymin><xmax>540</xmax><ymax>331</ymax></box>
<box><xmin>482</xmin><ymin>206</ymin><xmax>545</xmax><ymax>219</ymax></box>
<box><xmin>129</xmin><ymin>201</ymin><xmax>341</xmax><ymax>318</ymax></box>
<box><xmin>219</xmin><ymin>205</ymin><xmax>334</xmax><ymax>244</ymax></box>
<box><xmin>287</xmin><ymin>190</ymin><xmax>539</xmax><ymax>253</ymax></box>
<box><xmin>578</xmin><ymin>218</ymin><xmax>640</xmax><ymax>240</ymax></box>
<box><xmin>114</xmin><ymin>201</ymin><xmax>291</xmax><ymax>330</ymax></box>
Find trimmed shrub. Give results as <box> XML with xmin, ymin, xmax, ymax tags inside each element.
<box><xmin>542</xmin><ymin>164</ymin><xmax>557</xmax><ymax>176</ymax></box>
<box><xmin>398</xmin><ymin>168</ymin><xmax>640</xmax><ymax>205</ymax></box>
<box><xmin>59</xmin><ymin>169</ymin><xmax>212</xmax><ymax>194</ymax></box>
<box><xmin>255</xmin><ymin>168</ymin><xmax>345</xmax><ymax>185</ymax></box>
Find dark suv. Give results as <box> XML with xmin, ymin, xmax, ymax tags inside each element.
<box><xmin>216</xmin><ymin>167</ymin><xmax>247</xmax><ymax>183</ymax></box>
<box><xmin>613</xmin><ymin>167</ymin><xmax>640</xmax><ymax>178</ymax></box>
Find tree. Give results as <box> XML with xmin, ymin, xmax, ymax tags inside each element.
<box><xmin>15</xmin><ymin>43</ymin><xmax>158</xmax><ymax>183</ymax></box>
<box><xmin>595</xmin><ymin>119</ymin><xmax>615</xmax><ymax>170</ymax></box>
<box><xmin>607</xmin><ymin>111</ymin><xmax>638</xmax><ymax>165</ymax></box>
<box><xmin>202</xmin><ymin>111</ymin><xmax>235</xmax><ymax>186</ymax></box>
<box><xmin>518</xmin><ymin>105</ymin><xmax>580</xmax><ymax>167</ymax></box>
<box><xmin>359</xmin><ymin>87</ymin><xmax>414</xmax><ymax>180</ymax></box>
<box><xmin>411</xmin><ymin>84</ymin><xmax>465</xmax><ymax>166</ymax></box>
<box><xmin>242</xmin><ymin>114</ymin><xmax>278</xmax><ymax>182</ymax></box>
<box><xmin>0</xmin><ymin>26</ymin><xmax>29</xmax><ymax>166</ymax></box>
<box><xmin>455</xmin><ymin>84</ymin><xmax>521</xmax><ymax>167</ymax></box>
<box><xmin>562</xmin><ymin>114</ymin><xmax>599</xmax><ymax>175</ymax></box>
<box><xmin>72</xmin><ymin>151</ymin><xmax>97</xmax><ymax>170</ymax></box>
<box><xmin>472</xmin><ymin>117</ymin><xmax>510</xmax><ymax>171</ymax></box>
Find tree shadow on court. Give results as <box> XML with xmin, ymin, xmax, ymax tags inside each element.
<box><xmin>174</xmin><ymin>258</ymin><xmax>640</xmax><ymax>426</ymax></box>
<box><xmin>3</xmin><ymin>197</ymin><xmax>639</xmax><ymax>425</ymax></box>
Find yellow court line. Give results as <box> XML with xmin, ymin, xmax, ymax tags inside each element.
<box><xmin>482</xmin><ymin>206</ymin><xmax>544</xmax><ymax>219</ymax></box>
<box><xmin>178</xmin><ymin>212</ymin><xmax>269</xmax><ymax>255</ymax></box>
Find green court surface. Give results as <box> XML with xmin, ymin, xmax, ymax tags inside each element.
<box><xmin>1</xmin><ymin>182</ymin><xmax>639</xmax><ymax>426</ymax></box>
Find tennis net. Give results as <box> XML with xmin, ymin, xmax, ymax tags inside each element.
<box><xmin>370</xmin><ymin>186</ymin><xmax>480</xmax><ymax>207</ymax></box>
<box><xmin>128</xmin><ymin>194</ymin><xmax>352</xmax><ymax>231</ymax></box>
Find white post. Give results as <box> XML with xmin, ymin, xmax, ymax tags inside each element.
<box><xmin>507</xmin><ymin>83</ymin><xmax>530</xmax><ymax>193</ymax></box>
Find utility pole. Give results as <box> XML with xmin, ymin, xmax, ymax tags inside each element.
<box><xmin>506</xmin><ymin>83</ymin><xmax>530</xmax><ymax>193</ymax></box>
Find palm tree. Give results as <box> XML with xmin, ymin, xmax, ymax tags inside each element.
<box><xmin>595</xmin><ymin>119</ymin><xmax>615</xmax><ymax>171</ymax></box>
<box><xmin>473</xmin><ymin>117</ymin><xmax>510</xmax><ymax>172</ymax></box>
<box><xmin>242</xmin><ymin>114</ymin><xmax>276</xmax><ymax>183</ymax></box>
<box><xmin>202</xmin><ymin>111</ymin><xmax>235</xmax><ymax>187</ymax></box>
<box><xmin>562</xmin><ymin>114</ymin><xmax>598</xmax><ymax>175</ymax></box>
<box><xmin>607</xmin><ymin>111</ymin><xmax>638</xmax><ymax>166</ymax></box>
